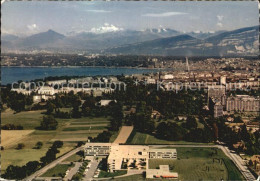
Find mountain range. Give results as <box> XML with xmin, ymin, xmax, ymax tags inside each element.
<box><xmin>1</xmin><ymin>26</ymin><xmax>259</xmax><ymax>56</ymax></box>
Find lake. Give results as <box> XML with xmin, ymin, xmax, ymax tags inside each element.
<box><xmin>1</xmin><ymin>67</ymin><xmax>160</xmax><ymax>85</ymax></box>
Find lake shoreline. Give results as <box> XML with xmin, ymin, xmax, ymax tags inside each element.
<box><xmin>1</xmin><ymin>65</ymin><xmax>166</xmax><ymax>70</ymax></box>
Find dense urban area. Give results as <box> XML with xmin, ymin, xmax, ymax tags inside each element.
<box><xmin>1</xmin><ymin>54</ymin><xmax>259</xmax><ymax>181</ymax></box>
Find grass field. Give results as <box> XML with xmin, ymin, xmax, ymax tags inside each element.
<box><xmin>40</xmin><ymin>164</ymin><xmax>72</xmax><ymax>177</ymax></box>
<box><xmin>63</xmin><ymin>153</ymin><xmax>83</xmax><ymax>162</ymax></box>
<box><xmin>63</xmin><ymin>126</ymin><xmax>107</xmax><ymax>131</ymax></box>
<box><xmin>1</xmin><ymin>110</ymin><xmax>111</xmax><ymax>173</ymax></box>
<box><xmin>127</xmin><ymin>132</ymin><xmax>212</xmax><ymax>145</ymax></box>
<box><xmin>148</xmin><ymin>147</ymin><xmax>244</xmax><ymax>181</ymax></box>
<box><xmin>1</xmin><ymin>144</ymin><xmax>74</xmax><ymax>174</ymax></box>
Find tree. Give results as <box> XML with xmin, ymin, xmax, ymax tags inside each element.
<box><xmin>40</xmin><ymin>147</ymin><xmax>60</xmax><ymax>165</ymax></box>
<box><xmin>185</xmin><ymin>116</ymin><xmax>198</xmax><ymax>130</ymax></box>
<box><xmin>109</xmin><ymin>103</ymin><xmax>123</xmax><ymax>131</ymax></box>
<box><xmin>94</xmin><ymin>131</ymin><xmax>112</xmax><ymax>142</ymax></box>
<box><xmin>46</xmin><ymin>102</ymin><xmax>56</xmax><ymax>114</ymax></box>
<box><xmin>156</xmin><ymin>122</ymin><xmax>168</xmax><ymax>139</ymax></box>
<box><xmin>25</xmin><ymin>161</ymin><xmax>40</xmax><ymax>175</ymax></box>
<box><xmin>35</xmin><ymin>141</ymin><xmax>43</xmax><ymax>149</ymax></box>
<box><xmin>17</xmin><ymin>143</ymin><xmax>25</xmax><ymax>150</ymax></box>
<box><xmin>52</xmin><ymin>140</ymin><xmax>63</xmax><ymax>148</ymax></box>
<box><xmin>40</xmin><ymin>115</ymin><xmax>58</xmax><ymax>130</ymax></box>
<box><xmin>77</xmin><ymin>141</ymin><xmax>84</xmax><ymax>147</ymax></box>
<box><xmin>234</xmin><ymin>116</ymin><xmax>243</xmax><ymax>123</ymax></box>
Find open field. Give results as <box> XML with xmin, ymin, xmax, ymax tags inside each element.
<box><xmin>40</xmin><ymin>164</ymin><xmax>72</xmax><ymax>177</ymax></box>
<box><xmin>1</xmin><ymin>110</ymin><xmax>44</xmax><ymax>129</ymax></box>
<box><xmin>1</xmin><ymin>110</ymin><xmax>111</xmax><ymax>173</ymax></box>
<box><xmin>1</xmin><ymin>130</ymin><xmax>35</xmax><ymax>148</ymax></box>
<box><xmin>127</xmin><ymin>132</ymin><xmax>212</xmax><ymax>145</ymax></box>
<box><xmin>148</xmin><ymin>147</ymin><xmax>244</xmax><ymax>181</ymax></box>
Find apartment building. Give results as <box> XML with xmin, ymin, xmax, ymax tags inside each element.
<box><xmin>226</xmin><ymin>95</ymin><xmax>260</xmax><ymax>112</ymax></box>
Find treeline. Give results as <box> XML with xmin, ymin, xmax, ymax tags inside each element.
<box><xmin>212</xmin><ymin>117</ymin><xmax>260</xmax><ymax>155</ymax></box>
<box><xmin>1</xmin><ymin>87</ymin><xmax>33</xmax><ymax>113</ymax></box>
<box><xmin>1</xmin><ymin>124</ymin><xmax>23</xmax><ymax>130</ymax></box>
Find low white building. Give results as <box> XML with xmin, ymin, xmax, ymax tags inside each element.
<box><xmin>84</xmin><ymin>143</ymin><xmax>178</xmax><ymax>177</ymax></box>
<box><xmin>146</xmin><ymin>165</ymin><xmax>178</xmax><ymax>179</ymax></box>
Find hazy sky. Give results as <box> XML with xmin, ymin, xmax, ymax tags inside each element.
<box><xmin>2</xmin><ymin>1</ymin><xmax>259</xmax><ymax>36</ymax></box>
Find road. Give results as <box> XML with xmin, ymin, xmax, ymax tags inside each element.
<box><xmin>113</xmin><ymin>126</ymin><xmax>133</xmax><ymax>144</ymax></box>
<box><xmin>150</xmin><ymin>144</ymin><xmax>256</xmax><ymax>181</ymax></box>
<box><xmin>25</xmin><ymin>146</ymin><xmax>83</xmax><ymax>181</ymax></box>
<box><xmin>83</xmin><ymin>159</ymin><xmax>100</xmax><ymax>181</ymax></box>
<box><xmin>220</xmin><ymin>146</ymin><xmax>256</xmax><ymax>181</ymax></box>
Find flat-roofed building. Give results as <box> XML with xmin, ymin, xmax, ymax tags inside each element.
<box><xmin>84</xmin><ymin>143</ymin><xmax>113</xmax><ymax>156</ymax></box>
<box><xmin>108</xmin><ymin>145</ymin><xmax>149</xmax><ymax>171</ymax></box>
<box><xmin>149</xmin><ymin>148</ymin><xmax>177</xmax><ymax>159</ymax></box>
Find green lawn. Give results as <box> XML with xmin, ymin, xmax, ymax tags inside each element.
<box><xmin>127</xmin><ymin>132</ymin><xmax>212</xmax><ymax>145</ymax></box>
<box><xmin>40</xmin><ymin>164</ymin><xmax>72</xmax><ymax>177</ymax></box>
<box><xmin>63</xmin><ymin>153</ymin><xmax>83</xmax><ymax>162</ymax></box>
<box><xmin>98</xmin><ymin>170</ymin><xmax>127</xmax><ymax>178</ymax></box>
<box><xmin>148</xmin><ymin>147</ymin><xmax>244</xmax><ymax>181</ymax></box>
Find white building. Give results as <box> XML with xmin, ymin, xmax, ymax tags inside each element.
<box><xmin>146</xmin><ymin>165</ymin><xmax>178</xmax><ymax>179</ymax></box>
<box><xmin>84</xmin><ymin>143</ymin><xmax>178</xmax><ymax>176</ymax></box>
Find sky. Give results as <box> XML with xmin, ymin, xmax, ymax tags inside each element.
<box><xmin>1</xmin><ymin>1</ymin><xmax>259</xmax><ymax>36</ymax></box>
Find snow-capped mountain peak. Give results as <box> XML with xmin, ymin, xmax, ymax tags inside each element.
<box><xmin>90</xmin><ymin>23</ymin><xmax>123</xmax><ymax>34</ymax></box>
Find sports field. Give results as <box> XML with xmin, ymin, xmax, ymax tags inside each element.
<box><xmin>148</xmin><ymin>147</ymin><xmax>244</xmax><ymax>181</ymax></box>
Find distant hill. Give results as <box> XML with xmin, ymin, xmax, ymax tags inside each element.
<box><xmin>105</xmin><ymin>26</ymin><xmax>259</xmax><ymax>56</ymax></box>
<box><xmin>2</xmin><ymin>26</ymin><xmax>259</xmax><ymax>56</ymax></box>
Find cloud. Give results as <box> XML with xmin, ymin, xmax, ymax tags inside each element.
<box><xmin>90</xmin><ymin>23</ymin><xmax>123</xmax><ymax>34</ymax></box>
<box><xmin>27</xmin><ymin>24</ymin><xmax>38</xmax><ymax>31</ymax></box>
<box><xmin>86</xmin><ymin>9</ymin><xmax>112</xmax><ymax>13</ymax></box>
<box><xmin>143</xmin><ymin>12</ymin><xmax>187</xmax><ymax>17</ymax></box>
<box><xmin>217</xmin><ymin>15</ymin><xmax>224</xmax><ymax>21</ymax></box>
<box><xmin>217</xmin><ymin>22</ymin><xmax>223</xmax><ymax>28</ymax></box>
